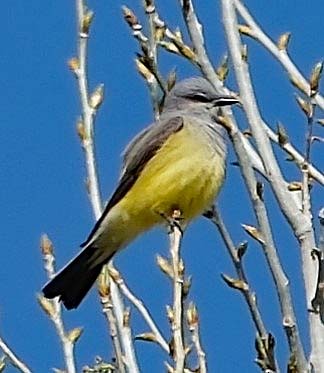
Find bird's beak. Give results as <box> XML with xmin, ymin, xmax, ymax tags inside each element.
<box><xmin>212</xmin><ymin>95</ymin><xmax>241</xmax><ymax>107</ymax></box>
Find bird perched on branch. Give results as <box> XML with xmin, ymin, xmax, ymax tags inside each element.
<box><xmin>42</xmin><ymin>76</ymin><xmax>239</xmax><ymax>309</ymax></box>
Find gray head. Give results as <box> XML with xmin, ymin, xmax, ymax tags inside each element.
<box><xmin>163</xmin><ymin>76</ymin><xmax>239</xmax><ymax>113</ymax></box>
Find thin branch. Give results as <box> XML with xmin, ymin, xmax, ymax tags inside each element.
<box><xmin>311</xmin><ymin>209</ymin><xmax>324</xmax><ymax>323</ymax></box>
<box><xmin>180</xmin><ymin>0</ymin><xmax>224</xmax><ymax>92</ymax></box>
<box><xmin>234</xmin><ymin>0</ymin><xmax>324</xmax><ymax>110</ymax></box>
<box><xmin>74</xmin><ymin>1</ymin><xmax>139</xmax><ymax>371</ymax></box>
<box><xmin>169</xmin><ymin>218</ymin><xmax>185</xmax><ymax>373</ymax></box>
<box><xmin>178</xmin><ymin>0</ymin><xmax>267</xmax><ymax>180</ymax></box>
<box><xmin>225</xmin><ymin>115</ymin><xmax>306</xmax><ymax>370</ymax></box>
<box><xmin>178</xmin><ymin>0</ymin><xmax>318</xmax><ymax>369</ymax></box>
<box><xmin>265</xmin><ymin>126</ymin><xmax>324</xmax><ymax>186</ymax></box>
<box><xmin>234</xmin><ymin>0</ymin><xmax>324</xmax><ymax>187</ymax></box>
<box><xmin>74</xmin><ymin>0</ymin><xmax>102</xmax><ymax>217</ymax></box>
<box><xmin>110</xmin><ymin>287</ymin><xmax>140</xmax><ymax>373</ymax></box>
<box><xmin>179</xmin><ymin>0</ymin><xmax>324</xmax><ymax>187</ymax></box>
<box><xmin>40</xmin><ymin>235</ymin><xmax>77</xmax><ymax>373</ymax></box>
<box><xmin>123</xmin><ymin>3</ymin><xmax>166</xmax><ymax>118</ymax></box>
<box><xmin>108</xmin><ymin>267</ymin><xmax>170</xmax><ymax>353</ymax></box>
<box><xmin>211</xmin><ymin>208</ymin><xmax>268</xmax><ymax>337</ymax></box>
<box><xmin>144</xmin><ymin>0</ymin><xmax>163</xmax><ymax>119</ymax></box>
<box><xmin>221</xmin><ymin>2</ymin><xmax>323</xmax><ymax>370</ymax></box>
<box><xmin>222</xmin><ymin>0</ymin><xmax>310</xmax><ymax>239</ymax></box>
<box><xmin>211</xmin><ymin>208</ymin><xmax>279</xmax><ymax>372</ymax></box>
<box><xmin>0</xmin><ymin>337</ymin><xmax>31</xmax><ymax>373</ymax></box>
<box><xmin>187</xmin><ymin>303</ymin><xmax>207</xmax><ymax>373</ymax></box>
<box><xmin>191</xmin><ymin>324</ymin><xmax>206</xmax><ymax>373</ymax></box>
<box><xmin>99</xmin><ymin>282</ymin><xmax>125</xmax><ymax>373</ymax></box>
<box><xmin>301</xmin><ymin>100</ymin><xmax>316</xmax><ymax>225</ymax></box>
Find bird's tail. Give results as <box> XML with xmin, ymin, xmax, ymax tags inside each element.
<box><xmin>42</xmin><ymin>244</ymin><xmax>115</xmax><ymax>309</ymax></box>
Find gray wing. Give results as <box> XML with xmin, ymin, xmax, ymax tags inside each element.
<box><xmin>121</xmin><ymin>116</ymin><xmax>182</xmax><ymax>175</ymax></box>
<box><xmin>81</xmin><ymin>115</ymin><xmax>184</xmax><ymax>247</ymax></box>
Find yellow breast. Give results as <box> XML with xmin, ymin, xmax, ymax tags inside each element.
<box><xmin>117</xmin><ymin>121</ymin><xmax>225</xmax><ymax>231</ymax></box>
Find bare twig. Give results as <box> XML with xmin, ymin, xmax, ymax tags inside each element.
<box><xmin>144</xmin><ymin>0</ymin><xmax>163</xmax><ymax>119</ymax></box>
<box><xmin>98</xmin><ymin>275</ymin><xmax>125</xmax><ymax>373</ymax></box>
<box><xmin>265</xmin><ymin>126</ymin><xmax>324</xmax><ymax>186</ymax></box>
<box><xmin>169</xmin><ymin>218</ymin><xmax>185</xmax><ymax>373</ymax></box>
<box><xmin>179</xmin><ymin>0</ymin><xmax>324</xmax><ymax>187</ymax></box>
<box><xmin>301</xmin><ymin>99</ymin><xmax>315</xmax><ymax>226</ymax></box>
<box><xmin>234</xmin><ymin>0</ymin><xmax>324</xmax><ymax>110</ymax></box>
<box><xmin>39</xmin><ymin>235</ymin><xmax>77</xmax><ymax>373</ymax></box>
<box><xmin>221</xmin><ymin>1</ymin><xmax>309</xmax><ymax>368</ymax></box>
<box><xmin>123</xmin><ymin>3</ymin><xmax>166</xmax><ymax>118</ymax></box>
<box><xmin>74</xmin><ymin>1</ymin><xmax>140</xmax><ymax>372</ymax></box>
<box><xmin>221</xmin><ymin>1</ymin><xmax>324</xmax><ymax>370</ymax></box>
<box><xmin>178</xmin><ymin>0</ymin><xmax>268</xmax><ymax>180</ymax></box>
<box><xmin>178</xmin><ymin>0</ymin><xmax>320</xmax><ymax>369</ymax></box>
<box><xmin>191</xmin><ymin>325</ymin><xmax>206</xmax><ymax>373</ymax></box>
<box><xmin>111</xmin><ymin>291</ymin><xmax>139</xmax><ymax>373</ymax></box>
<box><xmin>225</xmin><ymin>116</ymin><xmax>306</xmax><ymax>370</ymax></box>
<box><xmin>108</xmin><ymin>266</ymin><xmax>170</xmax><ymax>353</ymax></box>
<box><xmin>210</xmin><ymin>207</ymin><xmax>278</xmax><ymax>371</ymax></box>
<box><xmin>210</xmin><ymin>208</ymin><xmax>268</xmax><ymax>339</ymax></box>
<box><xmin>235</xmin><ymin>0</ymin><xmax>324</xmax><ymax>186</ymax></box>
<box><xmin>223</xmin><ymin>0</ymin><xmax>314</xmax><ymax>240</ymax></box>
<box><xmin>187</xmin><ymin>303</ymin><xmax>207</xmax><ymax>373</ymax></box>
<box><xmin>311</xmin><ymin>209</ymin><xmax>324</xmax><ymax>323</ymax></box>
<box><xmin>211</xmin><ymin>208</ymin><xmax>267</xmax><ymax>337</ymax></box>
<box><xmin>0</xmin><ymin>337</ymin><xmax>31</xmax><ymax>373</ymax></box>
<box><xmin>180</xmin><ymin>0</ymin><xmax>224</xmax><ymax>92</ymax></box>
<box><xmin>74</xmin><ymin>0</ymin><xmax>102</xmax><ymax>217</ymax></box>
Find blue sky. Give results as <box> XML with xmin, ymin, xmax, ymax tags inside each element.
<box><xmin>1</xmin><ymin>1</ymin><xmax>323</xmax><ymax>372</ymax></box>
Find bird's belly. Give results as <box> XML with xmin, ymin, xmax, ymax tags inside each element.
<box><xmin>119</xmin><ymin>127</ymin><xmax>225</xmax><ymax>228</ymax></box>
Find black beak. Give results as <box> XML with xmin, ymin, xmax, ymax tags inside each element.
<box><xmin>212</xmin><ymin>95</ymin><xmax>240</xmax><ymax>107</ymax></box>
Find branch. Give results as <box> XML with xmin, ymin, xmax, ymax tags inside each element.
<box><xmin>98</xmin><ymin>276</ymin><xmax>125</xmax><ymax>373</ymax></box>
<box><xmin>187</xmin><ymin>303</ymin><xmax>207</xmax><ymax>373</ymax></box>
<box><xmin>108</xmin><ymin>266</ymin><xmax>170</xmax><ymax>353</ymax></box>
<box><xmin>74</xmin><ymin>0</ymin><xmax>102</xmax><ymax>217</ymax></box>
<box><xmin>222</xmin><ymin>0</ymin><xmax>308</xmax><ymax>237</ymax></box>
<box><xmin>234</xmin><ymin>0</ymin><xmax>324</xmax><ymax>110</ymax></box>
<box><xmin>178</xmin><ymin>0</ymin><xmax>268</xmax><ymax>179</ymax></box>
<box><xmin>144</xmin><ymin>0</ymin><xmax>165</xmax><ymax>119</ymax></box>
<box><xmin>209</xmin><ymin>207</ymin><xmax>277</xmax><ymax>371</ymax></box>
<box><xmin>180</xmin><ymin>0</ymin><xmax>224</xmax><ymax>92</ymax></box>
<box><xmin>234</xmin><ymin>0</ymin><xmax>324</xmax><ymax>186</ymax></box>
<box><xmin>169</xmin><ymin>216</ymin><xmax>185</xmax><ymax>373</ymax></box>
<box><xmin>73</xmin><ymin>1</ymin><xmax>139</xmax><ymax>371</ymax></box>
<box><xmin>221</xmin><ymin>1</ymin><xmax>323</xmax><ymax>370</ymax></box>
<box><xmin>122</xmin><ymin>3</ymin><xmax>166</xmax><ymax>118</ymax></box>
<box><xmin>39</xmin><ymin>235</ymin><xmax>77</xmax><ymax>373</ymax></box>
<box><xmin>110</xmin><ymin>287</ymin><xmax>139</xmax><ymax>373</ymax></box>
<box><xmin>0</xmin><ymin>337</ymin><xmax>31</xmax><ymax>373</ymax></box>
<box><xmin>311</xmin><ymin>209</ymin><xmax>324</xmax><ymax>323</ymax></box>
<box><xmin>265</xmin><ymin>125</ymin><xmax>324</xmax><ymax>186</ymax></box>
<box><xmin>228</xmin><ymin>116</ymin><xmax>306</xmax><ymax>370</ymax></box>
<box><xmin>179</xmin><ymin>0</ymin><xmax>324</xmax><ymax>187</ymax></box>
<box><xmin>211</xmin><ymin>208</ymin><xmax>268</xmax><ymax>336</ymax></box>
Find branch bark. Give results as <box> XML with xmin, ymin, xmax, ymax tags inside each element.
<box><xmin>169</xmin><ymin>221</ymin><xmax>185</xmax><ymax>373</ymax></box>
<box><xmin>221</xmin><ymin>1</ymin><xmax>324</xmax><ymax>370</ymax></box>
<box><xmin>40</xmin><ymin>235</ymin><xmax>77</xmax><ymax>373</ymax></box>
<box><xmin>0</xmin><ymin>337</ymin><xmax>31</xmax><ymax>373</ymax></box>
<box><xmin>225</xmin><ymin>116</ymin><xmax>306</xmax><ymax>370</ymax></box>
<box><xmin>74</xmin><ymin>1</ymin><xmax>139</xmax><ymax>371</ymax></box>
<box><xmin>234</xmin><ymin>0</ymin><xmax>324</xmax><ymax>110</ymax></box>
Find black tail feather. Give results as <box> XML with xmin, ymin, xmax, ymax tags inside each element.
<box><xmin>42</xmin><ymin>245</ymin><xmax>114</xmax><ymax>309</ymax></box>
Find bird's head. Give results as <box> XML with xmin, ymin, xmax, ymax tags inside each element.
<box><xmin>163</xmin><ymin>76</ymin><xmax>239</xmax><ymax>113</ymax></box>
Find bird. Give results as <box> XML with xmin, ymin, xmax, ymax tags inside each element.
<box><xmin>42</xmin><ymin>76</ymin><xmax>239</xmax><ymax>309</ymax></box>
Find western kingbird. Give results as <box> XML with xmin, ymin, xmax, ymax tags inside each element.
<box><xmin>42</xmin><ymin>76</ymin><xmax>238</xmax><ymax>309</ymax></box>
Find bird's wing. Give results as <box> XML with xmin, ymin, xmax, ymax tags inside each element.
<box><xmin>81</xmin><ymin>115</ymin><xmax>184</xmax><ymax>247</ymax></box>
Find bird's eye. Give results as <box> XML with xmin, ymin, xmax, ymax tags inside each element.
<box><xmin>188</xmin><ymin>93</ymin><xmax>210</xmax><ymax>103</ymax></box>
